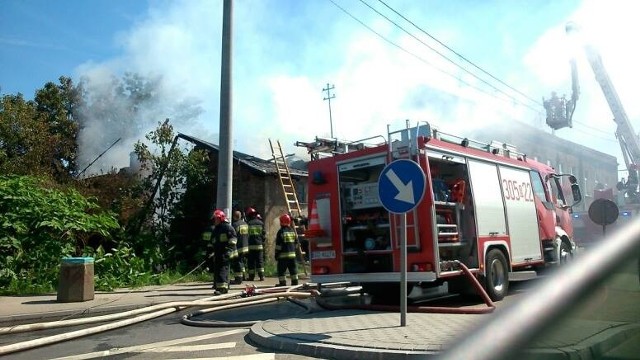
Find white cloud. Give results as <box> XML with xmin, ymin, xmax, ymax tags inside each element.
<box><xmin>71</xmin><ymin>0</ymin><xmax>640</xmax><ymax>175</ymax></box>
<box><xmin>524</xmin><ymin>0</ymin><xmax>640</xmax><ymax>170</ymax></box>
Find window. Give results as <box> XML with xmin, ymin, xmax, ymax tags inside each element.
<box><xmin>530</xmin><ymin>170</ymin><xmax>547</xmax><ymax>201</ymax></box>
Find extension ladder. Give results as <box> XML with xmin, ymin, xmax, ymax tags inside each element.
<box><xmin>269</xmin><ymin>139</ymin><xmax>308</xmax><ymax>276</ymax></box>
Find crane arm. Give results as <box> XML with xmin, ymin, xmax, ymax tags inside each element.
<box><xmin>566</xmin><ymin>22</ymin><xmax>640</xmax><ymax>202</ymax></box>
<box><xmin>580</xmin><ymin>43</ymin><xmax>640</xmax><ymax>169</ymax></box>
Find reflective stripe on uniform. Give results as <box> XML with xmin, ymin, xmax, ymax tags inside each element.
<box><xmin>248</xmin><ymin>225</ymin><xmax>262</xmax><ymax>235</ymax></box>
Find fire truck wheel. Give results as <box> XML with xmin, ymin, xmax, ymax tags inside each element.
<box><xmin>484</xmin><ymin>249</ymin><xmax>509</xmax><ymax>301</ymax></box>
<box><xmin>558</xmin><ymin>240</ymin><xmax>573</xmax><ymax>266</ymax></box>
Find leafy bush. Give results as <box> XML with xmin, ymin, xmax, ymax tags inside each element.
<box><xmin>0</xmin><ymin>175</ymin><xmax>119</xmax><ymax>293</ymax></box>
<box><xmin>83</xmin><ymin>244</ymin><xmax>152</xmax><ymax>291</ymax></box>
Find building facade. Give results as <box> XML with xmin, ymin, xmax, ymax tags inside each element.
<box><xmin>180</xmin><ymin>134</ymin><xmax>308</xmax><ymax>263</ymax></box>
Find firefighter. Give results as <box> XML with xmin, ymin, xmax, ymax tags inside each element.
<box><xmin>230</xmin><ymin>210</ymin><xmax>249</xmax><ymax>284</ymax></box>
<box><xmin>210</xmin><ymin>209</ymin><xmax>238</xmax><ymax>295</ymax></box>
<box><xmin>246</xmin><ymin>207</ymin><xmax>265</xmax><ymax>281</ymax></box>
<box><xmin>274</xmin><ymin>213</ymin><xmax>299</xmax><ymax>287</ymax></box>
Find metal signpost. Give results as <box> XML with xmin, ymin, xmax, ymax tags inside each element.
<box><xmin>378</xmin><ymin>159</ymin><xmax>426</xmax><ymax>326</ymax></box>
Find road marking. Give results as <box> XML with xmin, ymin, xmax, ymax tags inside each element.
<box><xmin>169</xmin><ymin>354</ymin><xmax>276</xmax><ymax>360</ymax></box>
<box><xmin>142</xmin><ymin>342</ymin><xmax>236</xmax><ymax>352</ymax></box>
<box><xmin>51</xmin><ymin>329</ymin><xmax>247</xmax><ymax>360</ymax></box>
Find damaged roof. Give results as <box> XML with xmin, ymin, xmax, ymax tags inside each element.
<box><xmin>178</xmin><ymin>133</ymin><xmax>308</xmax><ymax>178</ymax></box>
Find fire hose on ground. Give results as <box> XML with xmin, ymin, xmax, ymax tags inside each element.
<box><xmin>0</xmin><ymin>285</ymin><xmax>317</xmax><ymax>356</ymax></box>
<box><xmin>316</xmin><ymin>261</ymin><xmax>496</xmax><ymax>315</ymax></box>
<box><xmin>0</xmin><ymin>261</ymin><xmax>495</xmax><ymax>356</ymax></box>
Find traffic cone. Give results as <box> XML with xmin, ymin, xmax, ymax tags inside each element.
<box><xmin>305</xmin><ymin>200</ymin><xmax>326</xmax><ymax>238</ymax></box>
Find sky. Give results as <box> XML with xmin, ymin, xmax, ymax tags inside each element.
<box><xmin>1</xmin><ymin>0</ymin><xmax>639</xmax><ymax>177</ymax></box>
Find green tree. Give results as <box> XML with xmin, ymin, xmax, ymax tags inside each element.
<box><xmin>0</xmin><ymin>77</ymin><xmax>82</xmax><ymax>181</ymax></box>
<box><xmin>34</xmin><ymin>76</ymin><xmax>82</xmax><ymax>181</ymax></box>
<box><xmin>0</xmin><ymin>94</ymin><xmax>49</xmax><ymax>176</ymax></box>
<box><xmin>132</xmin><ymin>120</ymin><xmax>209</xmax><ymax>268</ymax></box>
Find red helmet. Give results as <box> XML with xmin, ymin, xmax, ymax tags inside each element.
<box><xmin>245</xmin><ymin>207</ymin><xmax>257</xmax><ymax>218</ymax></box>
<box><xmin>212</xmin><ymin>209</ymin><xmax>227</xmax><ymax>222</ymax></box>
<box><xmin>279</xmin><ymin>214</ymin><xmax>292</xmax><ymax>227</ymax></box>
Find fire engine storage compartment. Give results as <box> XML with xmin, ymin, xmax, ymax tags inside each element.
<box><xmin>339</xmin><ymin>155</ymin><xmax>393</xmax><ymax>273</ymax></box>
<box><xmin>428</xmin><ymin>152</ymin><xmax>477</xmax><ymax>271</ymax></box>
<box><xmin>57</xmin><ymin>257</ymin><xmax>95</xmax><ymax>302</ymax></box>
<box><xmin>336</xmin><ymin>150</ymin><xmax>478</xmax><ymax>276</ymax></box>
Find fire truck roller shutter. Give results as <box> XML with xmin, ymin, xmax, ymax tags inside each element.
<box><xmin>467</xmin><ymin>160</ymin><xmax>510</xmax><ymax>301</ymax></box>
<box><xmin>467</xmin><ymin>160</ymin><xmax>507</xmax><ymax>237</ymax></box>
<box><xmin>497</xmin><ymin>166</ymin><xmax>543</xmax><ymax>264</ymax></box>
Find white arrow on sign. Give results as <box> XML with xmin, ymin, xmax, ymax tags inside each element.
<box><xmin>386</xmin><ymin>169</ymin><xmax>415</xmax><ymax>204</ymax></box>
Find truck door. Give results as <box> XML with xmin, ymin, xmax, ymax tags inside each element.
<box><xmin>467</xmin><ymin>160</ymin><xmax>508</xmax><ymax>239</ymax></box>
<box><xmin>498</xmin><ymin>166</ymin><xmax>543</xmax><ymax>263</ymax></box>
<box><xmin>530</xmin><ymin>171</ymin><xmax>556</xmax><ymax>240</ymax></box>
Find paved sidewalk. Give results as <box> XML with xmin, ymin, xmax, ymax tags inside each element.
<box><xmin>0</xmin><ymin>280</ymin><xmax>278</xmax><ymax>325</ymax></box>
<box><xmin>1</xmin><ymin>280</ymin><xmax>638</xmax><ymax>359</ymax></box>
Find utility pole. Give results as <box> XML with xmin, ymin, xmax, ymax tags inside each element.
<box><xmin>322</xmin><ymin>83</ymin><xmax>335</xmax><ymax>138</ymax></box>
<box><xmin>216</xmin><ymin>0</ymin><xmax>233</xmax><ymax>216</ymax></box>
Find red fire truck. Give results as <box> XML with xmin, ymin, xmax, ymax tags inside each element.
<box><xmin>300</xmin><ymin>122</ymin><xmax>582</xmax><ymax>301</ymax></box>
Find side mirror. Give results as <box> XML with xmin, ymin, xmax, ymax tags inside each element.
<box><xmin>571</xmin><ymin>183</ymin><xmax>582</xmax><ymax>205</ymax></box>
<box><xmin>569</xmin><ymin>175</ymin><xmax>578</xmax><ymax>185</ymax></box>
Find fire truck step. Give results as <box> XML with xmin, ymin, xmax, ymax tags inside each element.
<box><xmin>508</xmin><ymin>271</ymin><xmax>538</xmax><ymax>282</ymax></box>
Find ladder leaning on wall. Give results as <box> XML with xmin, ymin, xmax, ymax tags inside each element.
<box><xmin>269</xmin><ymin>139</ymin><xmax>308</xmax><ymax>276</ymax></box>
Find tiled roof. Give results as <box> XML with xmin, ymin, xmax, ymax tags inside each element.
<box><xmin>178</xmin><ymin>133</ymin><xmax>308</xmax><ymax>178</ymax></box>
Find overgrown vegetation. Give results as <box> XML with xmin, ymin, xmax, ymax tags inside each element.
<box><xmin>0</xmin><ymin>175</ymin><xmax>118</xmax><ymax>294</ymax></box>
<box><xmin>0</xmin><ymin>75</ymin><xmax>233</xmax><ymax>295</ymax></box>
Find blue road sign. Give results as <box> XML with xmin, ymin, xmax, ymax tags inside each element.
<box><xmin>378</xmin><ymin>159</ymin><xmax>426</xmax><ymax>213</ymax></box>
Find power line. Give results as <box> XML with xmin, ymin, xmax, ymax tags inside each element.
<box><xmin>327</xmin><ymin>0</ymin><xmax>542</xmax><ymax>114</ymax></box>
<box><xmin>376</xmin><ymin>0</ymin><xmax>543</xmax><ymax>108</ymax></box>
<box><xmin>358</xmin><ymin>0</ymin><xmax>520</xmax><ymax>104</ymax></box>
<box><xmin>332</xmin><ymin>0</ymin><xmax>620</xmax><ymax>139</ymax></box>
<box><xmin>573</xmin><ymin>119</ymin><xmax>617</xmax><ymax>135</ymax></box>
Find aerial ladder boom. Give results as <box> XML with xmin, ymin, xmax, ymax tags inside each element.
<box><xmin>550</xmin><ymin>22</ymin><xmax>640</xmax><ymax>202</ymax></box>
<box><xmin>567</xmin><ymin>23</ymin><xmax>640</xmax><ymax>173</ymax></box>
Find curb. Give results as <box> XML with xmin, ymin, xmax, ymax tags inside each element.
<box><xmin>248</xmin><ymin>318</ymin><xmax>640</xmax><ymax>360</ymax></box>
<box><xmin>248</xmin><ymin>321</ymin><xmax>438</xmax><ymax>360</ymax></box>
<box><xmin>522</xmin><ymin>323</ymin><xmax>640</xmax><ymax>360</ymax></box>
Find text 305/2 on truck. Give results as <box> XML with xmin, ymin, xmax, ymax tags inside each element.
<box><xmin>301</xmin><ymin>122</ymin><xmax>582</xmax><ymax>301</ymax></box>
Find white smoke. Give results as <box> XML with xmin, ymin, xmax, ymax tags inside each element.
<box><xmin>73</xmin><ymin>0</ymin><xmax>634</xmax><ymax>174</ymax></box>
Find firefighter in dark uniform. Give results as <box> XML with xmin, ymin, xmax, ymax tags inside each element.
<box><xmin>230</xmin><ymin>210</ymin><xmax>248</xmax><ymax>284</ymax></box>
<box><xmin>210</xmin><ymin>209</ymin><xmax>238</xmax><ymax>295</ymax></box>
<box><xmin>246</xmin><ymin>207</ymin><xmax>265</xmax><ymax>281</ymax></box>
<box><xmin>275</xmin><ymin>213</ymin><xmax>299</xmax><ymax>286</ymax></box>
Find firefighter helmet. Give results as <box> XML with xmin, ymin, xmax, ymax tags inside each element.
<box><xmin>245</xmin><ymin>207</ymin><xmax>257</xmax><ymax>218</ymax></box>
<box><xmin>279</xmin><ymin>214</ymin><xmax>292</xmax><ymax>227</ymax></box>
<box><xmin>212</xmin><ymin>209</ymin><xmax>227</xmax><ymax>222</ymax></box>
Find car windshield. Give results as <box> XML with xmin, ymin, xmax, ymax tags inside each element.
<box><xmin>440</xmin><ymin>219</ymin><xmax>640</xmax><ymax>360</ymax></box>
<box><xmin>2</xmin><ymin>1</ymin><xmax>639</xmax><ymax>360</ymax></box>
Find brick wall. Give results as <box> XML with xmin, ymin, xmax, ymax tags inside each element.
<box><xmin>207</xmin><ymin>151</ymin><xmax>308</xmax><ymax>265</ymax></box>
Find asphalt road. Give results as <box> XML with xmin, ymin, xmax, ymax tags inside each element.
<box><xmin>2</xmin><ymin>280</ymin><xmax>540</xmax><ymax>360</ymax></box>
<box><xmin>3</xmin><ymin>300</ymin><xmax>314</xmax><ymax>360</ymax></box>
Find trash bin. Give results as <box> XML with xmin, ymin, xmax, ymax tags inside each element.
<box><xmin>57</xmin><ymin>257</ymin><xmax>94</xmax><ymax>302</ymax></box>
